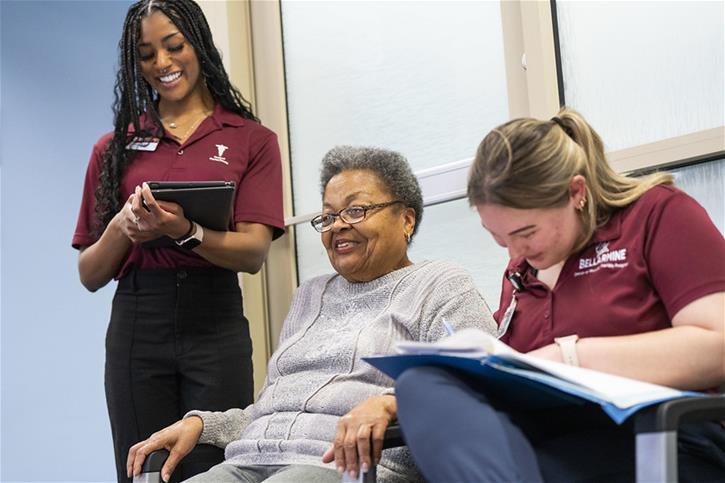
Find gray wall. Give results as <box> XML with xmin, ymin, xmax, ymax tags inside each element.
<box><xmin>1</xmin><ymin>1</ymin><xmax>131</xmax><ymax>480</ymax></box>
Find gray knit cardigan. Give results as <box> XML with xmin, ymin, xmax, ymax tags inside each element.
<box><xmin>187</xmin><ymin>260</ymin><xmax>496</xmax><ymax>482</ymax></box>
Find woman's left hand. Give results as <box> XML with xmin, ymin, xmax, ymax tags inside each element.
<box><xmin>322</xmin><ymin>395</ymin><xmax>396</xmax><ymax>479</ymax></box>
<box><xmin>129</xmin><ymin>183</ymin><xmax>190</xmax><ymax>242</ymax></box>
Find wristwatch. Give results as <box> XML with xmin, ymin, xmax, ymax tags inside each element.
<box><xmin>554</xmin><ymin>334</ymin><xmax>580</xmax><ymax>366</ymax></box>
<box><xmin>175</xmin><ymin>221</ymin><xmax>203</xmax><ymax>250</ymax></box>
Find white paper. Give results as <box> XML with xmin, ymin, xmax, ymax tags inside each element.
<box><xmin>396</xmin><ymin>327</ymin><xmax>512</xmax><ymax>358</ymax></box>
<box><xmin>395</xmin><ymin>328</ymin><xmax>685</xmax><ymax>409</ymax></box>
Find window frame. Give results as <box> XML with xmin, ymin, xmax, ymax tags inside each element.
<box><xmin>235</xmin><ymin>0</ymin><xmax>724</xmax><ymax>358</ymax></box>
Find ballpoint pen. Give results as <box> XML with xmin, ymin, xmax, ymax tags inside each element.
<box><xmin>442</xmin><ymin>318</ymin><xmax>455</xmax><ymax>336</ymax></box>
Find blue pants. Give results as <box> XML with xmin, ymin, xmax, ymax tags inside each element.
<box><xmin>396</xmin><ymin>366</ymin><xmax>725</xmax><ymax>482</ymax></box>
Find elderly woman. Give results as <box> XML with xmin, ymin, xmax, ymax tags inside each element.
<box><xmin>127</xmin><ymin>145</ymin><xmax>497</xmax><ymax>483</ymax></box>
<box><xmin>395</xmin><ymin>108</ymin><xmax>725</xmax><ymax>481</ymax></box>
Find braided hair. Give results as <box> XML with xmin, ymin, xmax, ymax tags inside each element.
<box><xmin>94</xmin><ymin>0</ymin><xmax>257</xmax><ymax>232</ymax></box>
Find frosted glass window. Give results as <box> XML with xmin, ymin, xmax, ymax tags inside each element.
<box><xmin>670</xmin><ymin>158</ymin><xmax>725</xmax><ymax>234</ymax></box>
<box><xmin>282</xmin><ymin>1</ymin><xmax>508</xmax><ymax>216</ymax></box>
<box><xmin>281</xmin><ymin>1</ymin><xmax>509</xmax><ymax>283</ymax></box>
<box><xmin>295</xmin><ymin>221</ymin><xmax>333</xmax><ymax>284</ymax></box>
<box><xmin>408</xmin><ymin>199</ymin><xmax>508</xmax><ymax>312</ymax></box>
<box><xmin>556</xmin><ymin>1</ymin><xmax>724</xmax><ymax>151</ymax></box>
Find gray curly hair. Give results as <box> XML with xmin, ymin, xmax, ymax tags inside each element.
<box><xmin>319</xmin><ymin>146</ymin><xmax>424</xmax><ymax>241</ymax></box>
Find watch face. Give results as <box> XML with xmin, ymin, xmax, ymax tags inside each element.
<box><xmin>177</xmin><ymin>238</ymin><xmax>202</xmax><ymax>250</ymax></box>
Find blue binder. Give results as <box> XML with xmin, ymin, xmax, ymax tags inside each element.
<box><xmin>363</xmin><ymin>353</ymin><xmax>701</xmax><ymax>424</ymax></box>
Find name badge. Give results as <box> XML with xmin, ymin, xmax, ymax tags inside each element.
<box><xmin>497</xmin><ymin>290</ymin><xmax>517</xmax><ymax>338</ymax></box>
<box><xmin>126</xmin><ymin>137</ymin><xmax>160</xmax><ymax>151</ymax></box>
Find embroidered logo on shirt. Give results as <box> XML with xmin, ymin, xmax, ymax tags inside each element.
<box><xmin>209</xmin><ymin>144</ymin><xmax>229</xmax><ymax>165</ymax></box>
<box><xmin>574</xmin><ymin>241</ymin><xmax>628</xmax><ymax>277</ymax></box>
<box><xmin>595</xmin><ymin>241</ymin><xmax>610</xmax><ymax>256</ymax></box>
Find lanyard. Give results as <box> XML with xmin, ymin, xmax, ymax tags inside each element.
<box><xmin>497</xmin><ymin>271</ymin><xmax>524</xmax><ymax>338</ymax></box>
<box><xmin>497</xmin><ymin>290</ymin><xmax>517</xmax><ymax>338</ymax></box>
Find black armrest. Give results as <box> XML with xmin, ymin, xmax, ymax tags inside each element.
<box><xmin>633</xmin><ymin>394</ymin><xmax>725</xmax><ymax>482</ymax></box>
<box><xmin>382</xmin><ymin>423</ymin><xmax>405</xmax><ymax>449</ymax></box>
<box><xmin>635</xmin><ymin>395</ymin><xmax>725</xmax><ymax>433</ymax></box>
<box><xmin>141</xmin><ymin>449</ymin><xmax>170</xmax><ymax>473</ymax></box>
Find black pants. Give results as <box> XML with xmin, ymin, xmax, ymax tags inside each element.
<box><xmin>105</xmin><ymin>267</ymin><xmax>254</xmax><ymax>483</ymax></box>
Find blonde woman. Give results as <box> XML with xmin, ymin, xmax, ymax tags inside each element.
<box><xmin>395</xmin><ymin>108</ymin><xmax>725</xmax><ymax>482</ymax></box>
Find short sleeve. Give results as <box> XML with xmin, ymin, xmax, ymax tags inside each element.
<box><xmin>646</xmin><ymin>191</ymin><xmax>725</xmax><ymax>319</ymax></box>
<box><xmin>72</xmin><ymin>134</ymin><xmax>111</xmax><ymax>249</ymax></box>
<box><xmin>234</xmin><ymin>129</ymin><xmax>285</xmax><ymax>239</ymax></box>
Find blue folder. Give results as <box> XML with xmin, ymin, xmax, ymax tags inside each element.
<box><xmin>363</xmin><ymin>353</ymin><xmax>701</xmax><ymax>424</ymax></box>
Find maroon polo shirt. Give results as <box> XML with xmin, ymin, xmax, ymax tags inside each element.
<box><xmin>72</xmin><ymin>104</ymin><xmax>285</xmax><ymax>279</ymax></box>
<box><xmin>494</xmin><ymin>185</ymin><xmax>725</xmax><ymax>353</ymax></box>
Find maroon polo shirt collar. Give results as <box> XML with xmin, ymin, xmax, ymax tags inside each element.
<box><xmin>590</xmin><ymin>211</ymin><xmax>623</xmax><ymax>244</ymax></box>
<box><xmin>176</xmin><ymin>104</ymin><xmax>246</xmax><ymax>147</ymax></box>
<box><xmin>504</xmin><ymin>257</ymin><xmax>543</xmax><ymax>295</ymax></box>
<box><xmin>129</xmin><ymin>103</ymin><xmax>246</xmax><ymax>135</ymax></box>
<box><xmin>209</xmin><ymin>103</ymin><xmax>246</xmax><ymax>128</ymax></box>
<box><xmin>504</xmin><ymin>213</ymin><xmax>624</xmax><ymax>289</ymax></box>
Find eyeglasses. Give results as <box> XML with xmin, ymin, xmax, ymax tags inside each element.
<box><xmin>310</xmin><ymin>200</ymin><xmax>404</xmax><ymax>233</ymax></box>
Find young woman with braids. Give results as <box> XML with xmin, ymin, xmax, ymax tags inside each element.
<box><xmin>395</xmin><ymin>108</ymin><xmax>725</xmax><ymax>481</ymax></box>
<box><xmin>72</xmin><ymin>1</ymin><xmax>284</xmax><ymax>480</ymax></box>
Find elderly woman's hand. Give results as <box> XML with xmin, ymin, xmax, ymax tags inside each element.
<box><xmin>322</xmin><ymin>395</ymin><xmax>397</xmax><ymax>479</ymax></box>
<box><xmin>127</xmin><ymin>416</ymin><xmax>203</xmax><ymax>482</ymax></box>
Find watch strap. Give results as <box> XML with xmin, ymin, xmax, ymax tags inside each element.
<box><xmin>175</xmin><ymin>222</ymin><xmax>203</xmax><ymax>249</ymax></box>
<box><xmin>554</xmin><ymin>334</ymin><xmax>580</xmax><ymax>366</ymax></box>
<box><xmin>173</xmin><ymin>219</ymin><xmax>195</xmax><ymax>243</ymax></box>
